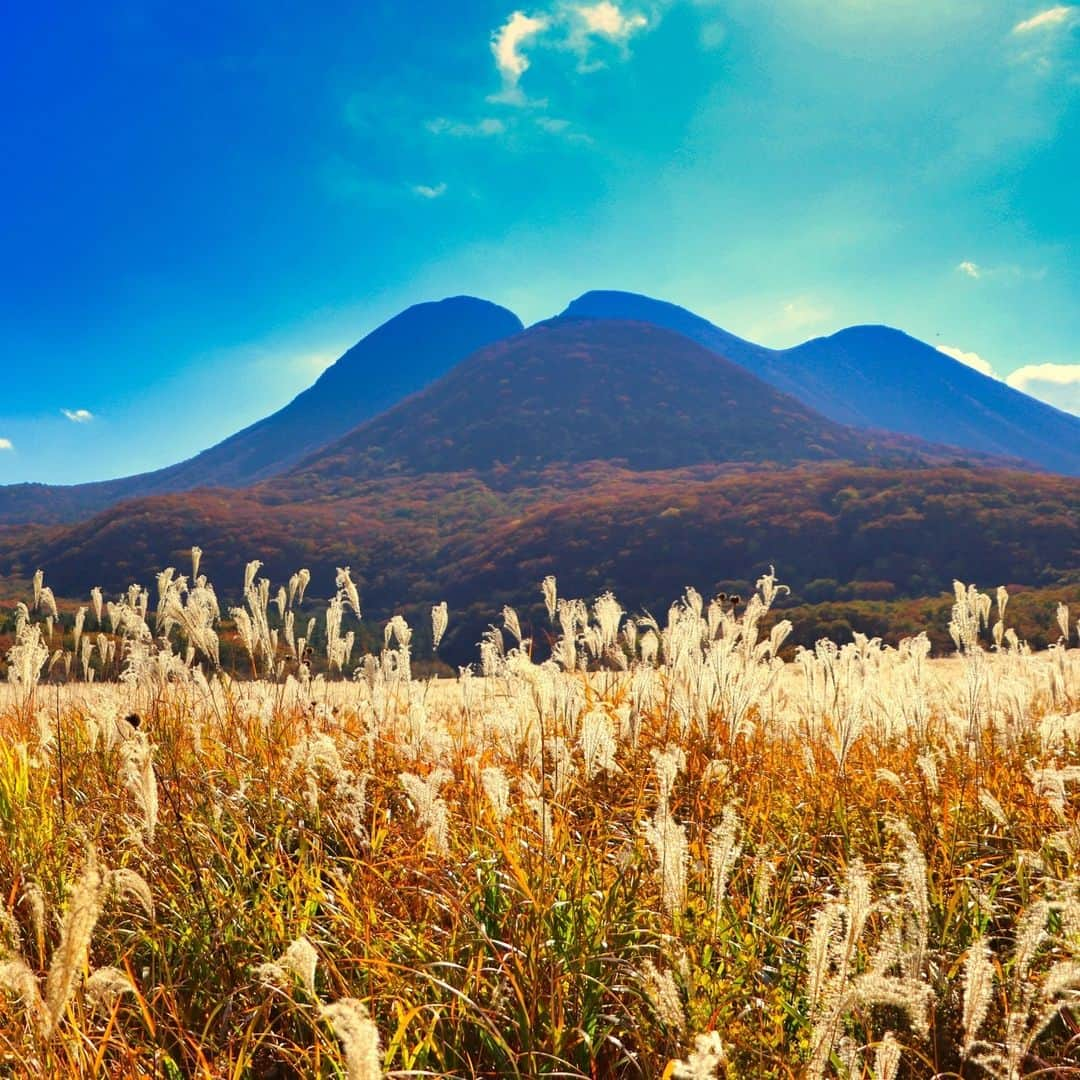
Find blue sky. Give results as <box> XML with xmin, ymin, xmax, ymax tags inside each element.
<box><xmin>1</xmin><ymin>0</ymin><xmax>1077</xmax><ymax>483</ymax></box>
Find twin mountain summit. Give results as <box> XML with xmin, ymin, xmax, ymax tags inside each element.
<box><xmin>1</xmin><ymin>290</ymin><xmax>1077</xmax><ymax>654</ymax></box>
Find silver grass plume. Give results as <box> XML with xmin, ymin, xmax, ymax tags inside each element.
<box><xmin>640</xmin><ymin>959</ymin><xmax>685</xmax><ymax>1031</ymax></box>
<box><xmin>480</xmin><ymin>766</ymin><xmax>511</xmax><ymax>822</ymax></box>
<box><xmin>873</xmin><ymin>1032</ymin><xmax>902</xmax><ymax>1080</ymax></box>
<box><xmin>579</xmin><ymin>708</ymin><xmax>618</xmax><ymax>780</ymax></box>
<box><xmin>431</xmin><ymin>601</ymin><xmax>449</xmax><ymax>649</ymax></box>
<box><xmin>320</xmin><ymin>998</ymin><xmax>382</xmax><ymax>1080</ymax></box>
<box><xmin>670</xmin><ymin>1032</ymin><xmax>726</xmax><ymax>1079</ymax></box>
<box><xmin>39</xmin><ymin>586</ymin><xmax>58</xmax><ymax>620</ymax></box>
<box><xmin>400</xmin><ymin>770</ymin><xmax>452</xmax><ymax>855</ymax></box>
<box><xmin>336</xmin><ymin>566</ymin><xmax>362</xmax><ymax>618</ymax></box>
<box><xmin>962</xmin><ymin>936</ymin><xmax>994</xmax><ymax>1055</ymax></box>
<box><xmin>90</xmin><ymin>586</ymin><xmax>103</xmax><ymax>626</ymax></box>
<box><xmin>708</xmin><ymin>804</ymin><xmax>742</xmax><ymax>914</ymax></box>
<box><xmin>84</xmin><ymin>966</ymin><xmax>135</xmax><ymax>1014</ymax></box>
<box><xmin>542</xmin><ymin>575</ymin><xmax>557</xmax><ymax>621</ymax></box>
<box><xmin>257</xmin><ymin>936</ymin><xmax>319</xmax><ymax>998</ymax></box>
<box><xmin>44</xmin><ymin>847</ymin><xmax>105</xmax><ymax>1036</ymax></box>
<box><xmin>502</xmin><ymin>604</ymin><xmax>522</xmax><ymax>645</ymax></box>
<box><xmin>119</xmin><ymin>733</ymin><xmax>159</xmax><ymax>843</ymax></box>
<box><xmin>243</xmin><ymin>559</ymin><xmax>262</xmax><ymax>594</ymax></box>
<box><xmin>0</xmin><ymin>957</ymin><xmax>43</xmax><ymax>1022</ymax></box>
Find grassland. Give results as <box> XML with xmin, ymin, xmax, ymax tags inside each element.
<box><xmin>1</xmin><ymin>562</ymin><xmax>1079</xmax><ymax>1078</ymax></box>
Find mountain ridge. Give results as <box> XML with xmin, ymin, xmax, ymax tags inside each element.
<box><xmin>0</xmin><ymin>296</ymin><xmax>523</xmax><ymax>524</ymax></box>
<box><xmin>558</xmin><ymin>290</ymin><xmax>1080</xmax><ymax>474</ymax></box>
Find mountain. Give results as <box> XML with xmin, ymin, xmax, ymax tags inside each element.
<box><xmin>274</xmin><ymin>318</ymin><xmax>1004</xmax><ymax>499</ymax></box>
<box><xmin>0</xmin><ymin>296</ymin><xmax>523</xmax><ymax>525</ymax></box>
<box><xmin>560</xmin><ymin>291</ymin><xmax>1080</xmax><ymax>475</ymax></box>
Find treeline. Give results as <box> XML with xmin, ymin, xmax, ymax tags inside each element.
<box><xmin>0</xmin><ymin>463</ymin><xmax>1075</xmax><ymax>664</ymax></box>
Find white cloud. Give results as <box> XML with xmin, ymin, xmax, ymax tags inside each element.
<box><xmin>426</xmin><ymin>116</ymin><xmax>506</xmax><ymax>137</ymax></box>
<box><xmin>0</xmin><ymin>438</ymin><xmax>12</xmax><ymax>451</ymax></box>
<box><xmin>937</xmin><ymin>345</ymin><xmax>998</xmax><ymax>378</ymax></box>
<box><xmin>1006</xmin><ymin>362</ymin><xmax>1080</xmax><ymax>415</ymax></box>
<box><xmin>1014</xmin><ymin>6</ymin><xmax>1074</xmax><ymax>32</ymax></box>
<box><xmin>575</xmin><ymin>2</ymin><xmax>648</xmax><ymax>40</ymax></box>
<box><xmin>412</xmin><ymin>183</ymin><xmax>448</xmax><ymax>199</ymax></box>
<box><xmin>492</xmin><ymin>11</ymin><xmax>550</xmax><ymax>90</ymax></box>
<box><xmin>957</xmin><ymin>260</ymin><xmax>981</xmax><ymax>279</ymax></box>
<box><xmin>488</xmin><ymin>3</ymin><xmax>649</xmax><ymax>102</ymax></box>
<box><xmin>61</xmin><ymin>408</ymin><xmax>94</xmax><ymax>423</ymax></box>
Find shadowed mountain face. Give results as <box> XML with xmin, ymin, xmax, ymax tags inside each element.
<box><xmin>560</xmin><ymin>291</ymin><xmax>1080</xmax><ymax>475</ymax></box>
<box><xmin>274</xmin><ymin>318</ymin><xmax>985</xmax><ymax>497</ymax></box>
<box><xmin>0</xmin><ymin>296</ymin><xmax>523</xmax><ymax>525</ymax></box>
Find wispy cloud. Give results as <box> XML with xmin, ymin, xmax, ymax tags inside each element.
<box><xmin>426</xmin><ymin>116</ymin><xmax>507</xmax><ymax>137</ymax></box>
<box><xmin>575</xmin><ymin>2</ymin><xmax>648</xmax><ymax>41</ymax></box>
<box><xmin>956</xmin><ymin>260</ymin><xmax>981</xmax><ymax>279</ymax></box>
<box><xmin>61</xmin><ymin>408</ymin><xmax>94</xmax><ymax>423</ymax></box>
<box><xmin>1006</xmin><ymin>362</ymin><xmax>1080</xmax><ymax>415</ymax></box>
<box><xmin>1013</xmin><ymin>5</ymin><xmax>1074</xmax><ymax>32</ymax></box>
<box><xmin>937</xmin><ymin>345</ymin><xmax>997</xmax><ymax>378</ymax></box>
<box><xmin>412</xmin><ymin>182</ymin><xmax>448</xmax><ymax>199</ymax></box>
<box><xmin>0</xmin><ymin>438</ymin><xmax>12</xmax><ymax>451</ymax></box>
<box><xmin>491</xmin><ymin>11</ymin><xmax>551</xmax><ymax>103</ymax></box>
<box><xmin>489</xmin><ymin>2</ymin><xmax>650</xmax><ymax>103</ymax></box>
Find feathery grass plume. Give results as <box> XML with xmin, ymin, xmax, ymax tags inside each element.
<box><xmin>72</xmin><ymin>606</ymin><xmax>87</xmax><ymax>659</ymax></box>
<box><xmin>44</xmin><ymin>847</ymin><xmax>105</xmax><ymax>1036</ymax></box>
<box><xmin>1057</xmin><ymin>602</ymin><xmax>1070</xmax><ymax>643</ymax></box>
<box><xmin>640</xmin><ymin>959</ymin><xmax>685</xmax><ymax>1032</ymax></box>
<box><xmin>670</xmin><ymin>1031</ymin><xmax>726</xmax><ymax>1079</ymax></box>
<box><xmin>84</xmin><ymin>966</ymin><xmax>135</xmax><ymax>1014</ymax></box>
<box><xmin>651</xmin><ymin>744</ymin><xmax>686</xmax><ymax>807</ymax></box>
<box><xmin>708</xmin><ymin>804</ymin><xmax>742</xmax><ymax>914</ymax></box>
<box><xmin>978</xmin><ymin>789</ymin><xmax>1009</xmax><ymax>827</ymax></box>
<box><xmin>501</xmin><ymin>604</ymin><xmax>522</xmax><ymax>645</ymax></box>
<box><xmin>399</xmin><ymin>770</ymin><xmax>451</xmax><ymax>855</ymax></box>
<box><xmin>541</xmin><ymin>575</ymin><xmax>557</xmax><ymax>621</ymax></box>
<box><xmin>38</xmin><ymin>586</ymin><xmax>58</xmax><ymax>621</ymax></box>
<box><xmin>950</xmin><ymin>581</ymin><xmax>992</xmax><ymax>653</ymax></box>
<box><xmin>336</xmin><ymin>566</ymin><xmax>361</xmax><ymax>618</ymax></box>
<box><xmin>644</xmin><ymin>802</ymin><xmax>688</xmax><ymax>917</ymax></box>
<box><xmin>872</xmin><ymin>1031</ymin><xmax>902</xmax><ymax>1080</ymax></box>
<box><xmin>21</xmin><ymin>883</ymin><xmax>45</xmax><ymax>964</ymax></box>
<box><xmin>431</xmin><ymin>601</ymin><xmax>449</xmax><ymax>649</ymax></box>
<box><xmin>579</xmin><ymin>707</ymin><xmax>618</xmax><ymax>780</ymax></box>
<box><xmin>243</xmin><ymin>559</ymin><xmax>262</xmax><ymax>594</ymax></box>
<box><xmin>118</xmin><ymin>733</ymin><xmax>158</xmax><ymax>843</ymax></box>
<box><xmin>915</xmin><ymin>749</ymin><xmax>939</xmax><ymax>796</ymax></box>
<box><xmin>887</xmin><ymin>818</ymin><xmax>929</xmax><ymax>978</ymax></box>
<box><xmin>32</xmin><ymin>569</ymin><xmax>43</xmax><ymax>610</ymax></box>
<box><xmin>107</xmin><ymin>868</ymin><xmax>155</xmax><ymax>918</ymax></box>
<box><xmin>6</xmin><ymin>620</ymin><xmax>49</xmax><ymax>706</ymax></box>
<box><xmin>259</xmin><ymin>937</ymin><xmax>319</xmax><ymax>998</ymax></box>
<box><xmin>0</xmin><ymin>957</ymin><xmax>43</xmax><ymax>1020</ymax></box>
<box><xmin>962</xmin><ymin>936</ymin><xmax>994</xmax><ymax>1055</ymax></box>
<box><xmin>320</xmin><ymin>998</ymin><xmax>382</xmax><ymax>1080</ymax></box>
<box><xmin>480</xmin><ymin>766</ymin><xmax>511</xmax><ymax>822</ymax></box>
<box><xmin>89</xmin><ymin>586</ymin><xmax>103</xmax><ymax>626</ymax></box>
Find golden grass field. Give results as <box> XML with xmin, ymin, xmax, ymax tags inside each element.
<box><xmin>1</xmin><ymin>563</ymin><xmax>1079</xmax><ymax>1078</ymax></box>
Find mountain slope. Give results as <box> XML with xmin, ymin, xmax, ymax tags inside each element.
<box><xmin>277</xmin><ymin>319</ymin><xmax>993</xmax><ymax>499</ymax></box>
<box><xmin>560</xmin><ymin>291</ymin><xmax>1080</xmax><ymax>475</ymax></box>
<box><xmin>0</xmin><ymin>296</ymin><xmax>523</xmax><ymax>525</ymax></box>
